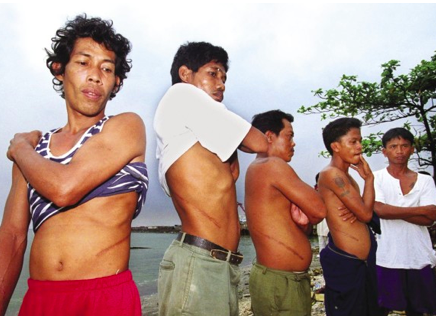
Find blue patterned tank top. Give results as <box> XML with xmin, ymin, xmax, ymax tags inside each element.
<box><xmin>27</xmin><ymin>116</ymin><xmax>148</xmax><ymax>232</ymax></box>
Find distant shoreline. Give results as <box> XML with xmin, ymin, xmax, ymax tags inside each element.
<box><xmin>131</xmin><ymin>225</ymin><xmax>251</xmax><ymax>235</ymax></box>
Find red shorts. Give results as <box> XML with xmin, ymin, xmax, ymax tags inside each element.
<box><xmin>18</xmin><ymin>270</ymin><xmax>141</xmax><ymax>316</ymax></box>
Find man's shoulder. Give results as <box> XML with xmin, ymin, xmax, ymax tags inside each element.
<box><xmin>319</xmin><ymin>165</ymin><xmax>352</xmax><ymax>187</ymax></box>
<box><xmin>250</xmin><ymin>156</ymin><xmax>289</xmax><ymax>168</ymax></box>
<box><xmin>162</xmin><ymin>83</ymin><xmax>203</xmax><ymax>100</ymax></box>
<box><xmin>373</xmin><ymin>168</ymin><xmax>386</xmax><ymax>176</ymax></box>
<box><xmin>102</xmin><ymin>112</ymin><xmax>140</xmax><ymax>130</ymax></box>
<box><xmin>248</xmin><ymin>157</ymin><xmax>293</xmax><ymax>179</ymax></box>
<box><xmin>320</xmin><ymin>164</ymin><xmax>343</xmax><ymax>178</ymax></box>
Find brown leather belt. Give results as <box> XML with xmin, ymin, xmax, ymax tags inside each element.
<box><xmin>176</xmin><ymin>232</ymin><xmax>243</xmax><ymax>265</ymax></box>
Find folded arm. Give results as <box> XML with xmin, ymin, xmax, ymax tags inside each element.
<box><xmin>271</xmin><ymin>158</ymin><xmax>327</xmax><ymax>225</ymax></box>
<box><xmin>238</xmin><ymin>127</ymin><xmax>268</xmax><ymax>154</ymax></box>
<box><xmin>7</xmin><ymin>113</ymin><xmax>146</xmax><ymax>207</ymax></box>
<box><xmin>321</xmin><ymin>166</ymin><xmax>374</xmax><ymax>223</ymax></box>
<box><xmin>374</xmin><ymin>202</ymin><xmax>436</xmax><ymax>226</ymax></box>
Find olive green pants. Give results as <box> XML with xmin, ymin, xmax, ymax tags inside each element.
<box><xmin>249</xmin><ymin>262</ymin><xmax>311</xmax><ymax>316</ymax></box>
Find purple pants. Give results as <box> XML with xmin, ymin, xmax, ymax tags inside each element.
<box><xmin>376</xmin><ymin>265</ymin><xmax>436</xmax><ymax>314</ymax></box>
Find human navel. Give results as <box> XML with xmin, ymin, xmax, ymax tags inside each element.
<box><xmin>56</xmin><ymin>261</ymin><xmax>64</xmax><ymax>271</ymax></box>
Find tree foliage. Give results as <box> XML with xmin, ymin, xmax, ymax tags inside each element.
<box><xmin>298</xmin><ymin>53</ymin><xmax>436</xmax><ymax>181</ymax></box>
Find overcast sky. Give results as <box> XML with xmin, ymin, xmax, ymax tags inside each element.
<box><xmin>0</xmin><ymin>4</ymin><xmax>435</xmax><ymax>226</ymax></box>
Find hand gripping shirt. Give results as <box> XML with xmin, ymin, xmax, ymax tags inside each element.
<box><xmin>28</xmin><ymin>116</ymin><xmax>149</xmax><ymax>232</ymax></box>
<box><xmin>153</xmin><ymin>83</ymin><xmax>251</xmax><ymax>196</ymax></box>
<box><xmin>374</xmin><ymin>168</ymin><xmax>436</xmax><ymax>269</ymax></box>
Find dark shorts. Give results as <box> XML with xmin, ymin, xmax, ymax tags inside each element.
<box><xmin>376</xmin><ymin>265</ymin><xmax>436</xmax><ymax>314</ymax></box>
<box><xmin>18</xmin><ymin>270</ymin><xmax>141</xmax><ymax>316</ymax></box>
<box><xmin>320</xmin><ymin>232</ymin><xmax>382</xmax><ymax>316</ymax></box>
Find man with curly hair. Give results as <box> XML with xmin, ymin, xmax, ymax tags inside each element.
<box><xmin>0</xmin><ymin>14</ymin><xmax>148</xmax><ymax>316</ymax></box>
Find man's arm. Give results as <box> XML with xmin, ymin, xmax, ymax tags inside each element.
<box><xmin>374</xmin><ymin>202</ymin><xmax>436</xmax><ymax>226</ymax></box>
<box><xmin>0</xmin><ymin>164</ymin><xmax>31</xmax><ymax>315</ymax></box>
<box><xmin>322</xmin><ymin>159</ymin><xmax>374</xmax><ymax>223</ymax></box>
<box><xmin>270</xmin><ymin>158</ymin><xmax>326</xmax><ymax>225</ymax></box>
<box><xmin>238</xmin><ymin>127</ymin><xmax>268</xmax><ymax>154</ymax></box>
<box><xmin>7</xmin><ymin>113</ymin><xmax>146</xmax><ymax>207</ymax></box>
<box><xmin>227</xmin><ymin>151</ymin><xmax>240</xmax><ymax>181</ymax></box>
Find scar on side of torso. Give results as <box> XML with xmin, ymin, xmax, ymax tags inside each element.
<box><xmin>332</xmin><ymin>227</ymin><xmax>359</xmax><ymax>242</ymax></box>
<box><xmin>96</xmin><ymin>234</ymin><xmax>130</xmax><ymax>257</ymax></box>
<box><xmin>174</xmin><ymin>190</ymin><xmax>222</xmax><ymax>229</ymax></box>
<box><xmin>196</xmin><ymin>208</ymin><xmax>221</xmax><ymax>229</ymax></box>
<box><xmin>259</xmin><ymin>231</ymin><xmax>304</xmax><ymax>260</ymax></box>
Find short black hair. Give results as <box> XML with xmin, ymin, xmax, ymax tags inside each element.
<box><xmin>170</xmin><ymin>41</ymin><xmax>229</xmax><ymax>85</ymax></box>
<box><xmin>251</xmin><ymin>109</ymin><xmax>294</xmax><ymax>135</ymax></box>
<box><xmin>382</xmin><ymin>127</ymin><xmax>414</xmax><ymax>148</ymax></box>
<box><xmin>322</xmin><ymin>117</ymin><xmax>362</xmax><ymax>155</ymax></box>
<box><xmin>46</xmin><ymin>14</ymin><xmax>132</xmax><ymax>99</ymax></box>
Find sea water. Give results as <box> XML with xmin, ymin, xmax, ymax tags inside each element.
<box><xmin>6</xmin><ymin>232</ymin><xmax>257</xmax><ymax>316</ymax></box>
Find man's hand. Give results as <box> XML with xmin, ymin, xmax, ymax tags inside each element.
<box><xmin>338</xmin><ymin>205</ymin><xmax>357</xmax><ymax>223</ymax></box>
<box><xmin>350</xmin><ymin>154</ymin><xmax>373</xmax><ymax>181</ymax></box>
<box><xmin>290</xmin><ymin>203</ymin><xmax>310</xmax><ymax>226</ymax></box>
<box><xmin>7</xmin><ymin>131</ymin><xmax>42</xmax><ymax>161</ymax></box>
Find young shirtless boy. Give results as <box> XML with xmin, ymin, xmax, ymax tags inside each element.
<box><xmin>318</xmin><ymin>117</ymin><xmax>381</xmax><ymax>316</ymax></box>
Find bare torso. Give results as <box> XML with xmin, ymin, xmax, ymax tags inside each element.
<box><xmin>245</xmin><ymin>158</ymin><xmax>319</xmax><ymax>271</ymax></box>
<box><xmin>319</xmin><ymin>169</ymin><xmax>370</xmax><ymax>260</ymax></box>
<box><xmin>30</xmin><ymin>193</ymin><xmax>137</xmax><ymax>280</ymax></box>
<box><xmin>166</xmin><ymin>142</ymin><xmax>240</xmax><ymax>251</ymax></box>
<box><xmin>28</xmin><ymin>114</ymin><xmax>145</xmax><ymax>280</ymax></box>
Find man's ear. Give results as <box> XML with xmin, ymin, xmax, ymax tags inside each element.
<box><xmin>330</xmin><ymin>141</ymin><xmax>340</xmax><ymax>153</ymax></box>
<box><xmin>113</xmin><ymin>76</ymin><xmax>121</xmax><ymax>94</ymax></box>
<box><xmin>265</xmin><ymin>131</ymin><xmax>275</xmax><ymax>143</ymax></box>
<box><xmin>178</xmin><ymin>65</ymin><xmax>193</xmax><ymax>83</ymax></box>
<box><xmin>52</xmin><ymin>62</ymin><xmax>64</xmax><ymax>82</ymax></box>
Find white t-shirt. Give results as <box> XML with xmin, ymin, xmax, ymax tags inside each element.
<box><xmin>317</xmin><ymin>218</ymin><xmax>329</xmax><ymax>237</ymax></box>
<box><xmin>374</xmin><ymin>167</ymin><xmax>436</xmax><ymax>269</ymax></box>
<box><xmin>153</xmin><ymin>83</ymin><xmax>251</xmax><ymax>196</ymax></box>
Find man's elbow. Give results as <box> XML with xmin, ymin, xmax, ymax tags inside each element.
<box><xmin>48</xmin><ymin>185</ymin><xmax>82</xmax><ymax>207</ymax></box>
<box><xmin>310</xmin><ymin>209</ymin><xmax>327</xmax><ymax>225</ymax></box>
<box><xmin>242</xmin><ymin>127</ymin><xmax>268</xmax><ymax>154</ymax></box>
<box><xmin>359</xmin><ymin>212</ymin><xmax>373</xmax><ymax>223</ymax></box>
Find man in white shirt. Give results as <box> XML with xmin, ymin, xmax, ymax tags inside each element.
<box><xmin>374</xmin><ymin>127</ymin><xmax>436</xmax><ymax>316</ymax></box>
<box><xmin>154</xmin><ymin>41</ymin><xmax>267</xmax><ymax>316</ymax></box>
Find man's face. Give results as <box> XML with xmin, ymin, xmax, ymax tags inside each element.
<box><xmin>270</xmin><ymin>119</ymin><xmax>295</xmax><ymax>162</ymax></box>
<box><xmin>56</xmin><ymin>37</ymin><xmax>120</xmax><ymax>116</ymax></box>
<box><xmin>184</xmin><ymin>61</ymin><xmax>226</xmax><ymax>102</ymax></box>
<box><xmin>382</xmin><ymin>136</ymin><xmax>414</xmax><ymax>165</ymax></box>
<box><xmin>334</xmin><ymin>127</ymin><xmax>363</xmax><ymax>165</ymax></box>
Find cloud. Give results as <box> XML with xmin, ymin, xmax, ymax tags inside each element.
<box><xmin>1</xmin><ymin>4</ymin><xmax>435</xmax><ymax>226</ymax></box>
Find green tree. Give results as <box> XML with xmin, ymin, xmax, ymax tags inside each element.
<box><xmin>298</xmin><ymin>53</ymin><xmax>436</xmax><ymax>182</ymax></box>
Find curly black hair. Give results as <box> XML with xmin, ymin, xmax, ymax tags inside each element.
<box><xmin>170</xmin><ymin>41</ymin><xmax>229</xmax><ymax>85</ymax></box>
<box><xmin>46</xmin><ymin>14</ymin><xmax>132</xmax><ymax>99</ymax></box>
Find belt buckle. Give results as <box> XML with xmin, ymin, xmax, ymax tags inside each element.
<box><xmin>210</xmin><ymin>249</ymin><xmax>243</xmax><ymax>265</ymax></box>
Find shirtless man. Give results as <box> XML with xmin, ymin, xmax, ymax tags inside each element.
<box><xmin>245</xmin><ymin>110</ymin><xmax>326</xmax><ymax>315</ymax></box>
<box><xmin>154</xmin><ymin>41</ymin><xmax>267</xmax><ymax>316</ymax></box>
<box><xmin>0</xmin><ymin>15</ymin><xmax>147</xmax><ymax>316</ymax></box>
<box><xmin>318</xmin><ymin>117</ymin><xmax>381</xmax><ymax>316</ymax></box>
